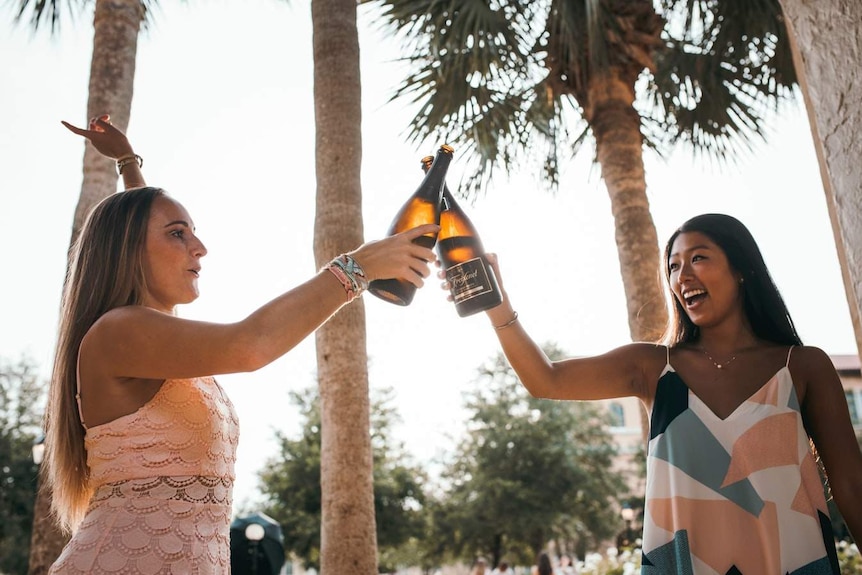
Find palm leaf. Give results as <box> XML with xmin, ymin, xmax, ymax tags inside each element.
<box><xmin>12</xmin><ymin>0</ymin><xmax>159</xmax><ymax>34</ymax></box>
<box><xmin>642</xmin><ymin>0</ymin><xmax>797</xmax><ymax>160</ymax></box>
<box><xmin>368</xmin><ymin>0</ymin><xmax>798</xmax><ymax>193</ymax></box>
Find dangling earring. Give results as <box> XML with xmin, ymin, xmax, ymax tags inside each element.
<box><xmin>739</xmin><ymin>277</ymin><xmax>745</xmax><ymax>285</ymax></box>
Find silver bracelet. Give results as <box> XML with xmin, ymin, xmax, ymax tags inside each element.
<box><xmin>493</xmin><ymin>311</ymin><xmax>519</xmax><ymax>330</ymax></box>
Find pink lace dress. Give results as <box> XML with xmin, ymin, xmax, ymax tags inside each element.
<box><xmin>49</xmin><ymin>377</ymin><xmax>240</xmax><ymax>575</ymax></box>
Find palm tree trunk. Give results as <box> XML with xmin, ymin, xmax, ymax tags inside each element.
<box><xmin>587</xmin><ymin>72</ymin><xmax>667</xmax><ymax>444</ymax></box>
<box><xmin>70</xmin><ymin>0</ymin><xmax>143</xmax><ymax>243</ymax></box>
<box><xmin>311</xmin><ymin>1</ymin><xmax>378</xmax><ymax>574</ymax></box>
<box><xmin>588</xmin><ymin>73</ymin><xmax>666</xmax><ymax>344</ymax></box>
<box><xmin>27</xmin><ymin>483</ymin><xmax>67</xmax><ymax>575</ymax></box>
<box><xmin>29</xmin><ymin>2</ymin><xmax>143</xmax><ymax>573</ymax></box>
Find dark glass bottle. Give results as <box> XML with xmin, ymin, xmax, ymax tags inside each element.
<box><xmin>422</xmin><ymin>156</ymin><xmax>503</xmax><ymax>317</ymax></box>
<box><xmin>367</xmin><ymin>145</ymin><xmax>455</xmax><ymax>306</ymax></box>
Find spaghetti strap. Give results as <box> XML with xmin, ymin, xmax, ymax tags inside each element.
<box><xmin>665</xmin><ymin>344</ymin><xmax>670</xmax><ymax>365</ymax></box>
<box><xmin>75</xmin><ymin>348</ymin><xmax>87</xmax><ymax>431</ymax></box>
<box><xmin>785</xmin><ymin>345</ymin><xmax>795</xmax><ymax>368</ymax></box>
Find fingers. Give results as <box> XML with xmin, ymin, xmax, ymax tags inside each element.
<box><xmin>94</xmin><ymin>116</ymin><xmax>114</xmax><ymax>133</ymax></box>
<box><xmin>485</xmin><ymin>252</ymin><xmax>505</xmax><ymax>293</ymax></box>
<box><xmin>402</xmin><ymin>270</ymin><xmax>428</xmax><ymax>289</ymax></box>
<box><xmin>403</xmin><ymin>223</ymin><xmax>440</xmax><ymax>241</ymax></box>
<box><xmin>403</xmin><ymin>254</ymin><xmax>435</xmax><ymax>286</ymax></box>
<box><xmin>61</xmin><ymin>120</ymin><xmax>87</xmax><ymax>136</ymax></box>
<box><xmin>435</xmin><ymin>268</ymin><xmax>454</xmax><ymax>302</ymax></box>
<box><xmin>61</xmin><ymin>114</ymin><xmax>134</xmax><ymax>161</ymax></box>
<box><xmin>61</xmin><ymin>113</ymin><xmax>112</xmax><ymax>136</ymax></box>
<box><xmin>353</xmin><ymin>234</ymin><xmax>437</xmax><ymax>285</ymax></box>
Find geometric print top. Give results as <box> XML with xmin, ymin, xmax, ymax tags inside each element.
<box><xmin>641</xmin><ymin>346</ymin><xmax>839</xmax><ymax>575</ymax></box>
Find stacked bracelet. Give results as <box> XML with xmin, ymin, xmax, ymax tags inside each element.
<box><xmin>116</xmin><ymin>154</ymin><xmax>143</xmax><ymax>175</ymax></box>
<box><xmin>323</xmin><ymin>254</ymin><xmax>368</xmax><ymax>303</ymax></box>
<box><xmin>493</xmin><ymin>311</ymin><xmax>519</xmax><ymax>330</ymax></box>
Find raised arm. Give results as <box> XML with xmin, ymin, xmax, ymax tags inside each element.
<box><xmin>481</xmin><ymin>254</ymin><xmax>662</xmax><ymax>403</ymax></box>
<box><xmin>61</xmin><ymin>115</ymin><xmax>145</xmax><ymax>190</ymax></box>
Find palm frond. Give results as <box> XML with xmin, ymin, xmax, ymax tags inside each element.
<box><xmin>643</xmin><ymin>0</ymin><xmax>796</xmax><ymax>160</ymax></box>
<box><xmin>11</xmin><ymin>0</ymin><xmax>158</xmax><ymax>34</ymax></box>
<box><xmin>12</xmin><ymin>0</ymin><xmax>76</xmax><ymax>33</ymax></box>
<box><xmin>370</xmin><ymin>0</ymin><xmax>799</xmax><ymax>193</ymax></box>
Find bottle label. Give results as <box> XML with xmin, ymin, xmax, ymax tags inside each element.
<box><xmin>445</xmin><ymin>257</ymin><xmax>494</xmax><ymax>303</ymax></box>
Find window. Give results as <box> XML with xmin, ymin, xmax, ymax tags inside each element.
<box><xmin>608</xmin><ymin>402</ymin><xmax>625</xmax><ymax>428</ymax></box>
<box><xmin>846</xmin><ymin>390</ymin><xmax>861</xmax><ymax>426</ymax></box>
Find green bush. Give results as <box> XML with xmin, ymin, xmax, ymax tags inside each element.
<box><xmin>838</xmin><ymin>541</ymin><xmax>862</xmax><ymax>575</ymax></box>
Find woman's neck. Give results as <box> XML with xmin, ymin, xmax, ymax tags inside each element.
<box><xmin>696</xmin><ymin>320</ymin><xmax>759</xmax><ymax>355</ymax></box>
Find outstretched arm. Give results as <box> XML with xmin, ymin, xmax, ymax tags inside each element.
<box><xmin>479</xmin><ymin>253</ymin><xmax>660</xmax><ymax>403</ymax></box>
<box><xmin>84</xmin><ymin>222</ymin><xmax>441</xmax><ymax>380</ymax></box>
<box><xmin>61</xmin><ymin>115</ymin><xmax>145</xmax><ymax>190</ymax></box>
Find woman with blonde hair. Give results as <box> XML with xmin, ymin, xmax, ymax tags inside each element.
<box><xmin>45</xmin><ymin>116</ymin><xmax>438</xmax><ymax>573</ymax></box>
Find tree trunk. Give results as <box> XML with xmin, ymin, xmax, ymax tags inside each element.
<box><xmin>587</xmin><ymin>72</ymin><xmax>666</xmax><ymax>344</ymax></box>
<box><xmin>311</xmin><ymin>1</ymin><xmax>378</xmax><ymax>574</ymax></box>
<box><xmin>27</xmin><ymin>482</ymin><xmax>67</xmax><ymax>575</ymax></box>
<box><xmin>70</xmin><ymin>0</ymin><xmax>143</xmax><ymax>244</ymax></box>
<box><xmin>586</xmin><ymin>71</ymin><xmax>667</xmax><ymax>445</ymax></box>
<box><xmin>778</xmin><ymin>0</ymin><xmax>862</xmax><ymax>360</ymax></box>
<box><xmin>29</xmin><ymin>2</ymin><xmax>143</xmax><ymax>573</ymax></box>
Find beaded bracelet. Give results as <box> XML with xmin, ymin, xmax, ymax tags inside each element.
<box><xmin>323</xmin><ymin>254</ymin><xmax>368</xmax><ymax>302</ymax></box>
<box><xmin>493</xmin><ymin>311</ymin><xmax>519</xmax><ymax>330</ymax></box>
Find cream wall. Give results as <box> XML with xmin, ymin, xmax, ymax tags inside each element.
<box><xmin>778</xmin><ymin>0</ymin><xmax>862</xmax><ymax>359</ymax></box>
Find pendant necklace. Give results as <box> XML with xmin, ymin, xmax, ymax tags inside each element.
<box><xmin>699</xmin><ymin>347</ymin><xmax>738</xmax><ymax>370</ymax></box>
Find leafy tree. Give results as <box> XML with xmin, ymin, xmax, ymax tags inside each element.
<box><xmin>0</xmin><ymin>356</ymin><xmax>46</xmax><ymax>574</ymax></box>
<box><xmin>424</xmin><ymin>344</ymin><xmax>628</xmax><ymax>568</ymax></box>
<box><xmin>365</xmin><ymin>0</ymin><xmax>797</xmax><ymax>348</ymax></box>
<box><xmin>258</xmin><ymin>386</ymin><xmax>427</xmax><ymax>572</ymax></box>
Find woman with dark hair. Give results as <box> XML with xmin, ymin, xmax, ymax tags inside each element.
<box><xmin>45</xmin><ymin>116</ymin><xmax>438</xmax><ymax>574</ymax></box>
<box><xmin>533</xmin><ymin>551</ymin><xmax>553</xmax><ymax>575</ymax></box>
<box><xmin>472</xmin><ymin>213</ymin><xmax>861</xmax><ymax>574</ymax></box>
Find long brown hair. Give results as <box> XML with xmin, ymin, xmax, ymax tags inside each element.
<box><xmin>45</xmin><ymin>186</ymin><xmax>165</xmax><ymax>531</ymax></box>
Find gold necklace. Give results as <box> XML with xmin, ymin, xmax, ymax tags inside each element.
<box><xmin>699</xmin><ymin>347</ymin><xmax>738</xmax><ymax>370</ymax></box>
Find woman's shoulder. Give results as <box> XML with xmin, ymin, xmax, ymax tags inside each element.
<box><xmin>624</xmin><ymin>341</ymin><xmax>671</xmax><ymax>362</ymax></box>
<box><xmin>86</xmin><ymin>305</ymin><xmax>172</xmax><ymax>335</ymax></box>
<box><xmin>610</xmin><ymin>342</ymin><xmax>671</xmax><ymax>387</ymax></box>
<box><xmin>789</xmin><ymin>344</ymin><xmax>836</xmax><ymax>373</ymax></box>
<box><xmin>81</xmin><ymin>306</ymin><xmax>176</xmax><ymax>360</ymax></box>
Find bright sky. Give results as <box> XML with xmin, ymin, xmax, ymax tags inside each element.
<box><xmin>1</xmin><ymin>0</ymin><xmax>856</xmax><ymax>511</ymax></box>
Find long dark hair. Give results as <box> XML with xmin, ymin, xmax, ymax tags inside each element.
<box><xmin>661</xmin><ymin>213</ymin><xmax>801</xmax><ymax>347</ymax></box>
<box><xmin>536</xmin><ymin>552</ymin><xmax>553</xmax><ymax>575</ymax></box>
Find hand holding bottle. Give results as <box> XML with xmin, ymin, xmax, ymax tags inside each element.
<box><xmin>352</xmin><ymin>224</ymin><xmax>439</xmax><ymax>287</ymax></box>
<box><xmin>436</xmin><ymin>188</ymin><xmax>502</xmax><ymax>316</ymax></box>
<box><xmin>440</xmin><ymin>252</ymin><xmax>510</xmax><ymax>317</ymax></box>
<box><xmin>417</xmin><ymin>154</ymin><xmax>502</xmax><ymax>316</ymax></box>
<box><xmin>368</xmin><ymin>145</ymin><xmax>455</xmax><ymax>305</ymax></box>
